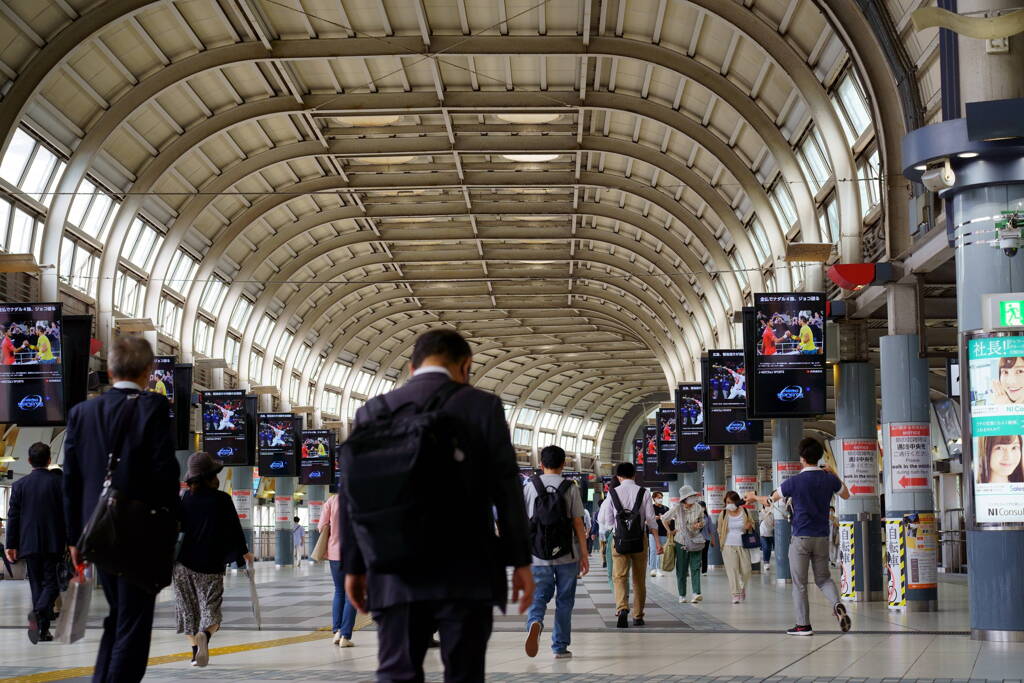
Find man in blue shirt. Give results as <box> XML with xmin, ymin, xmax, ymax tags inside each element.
<box><xmin>746</xmin><ymin>437</ymin><xmax>851</xmax><ymax>636</ymax></box>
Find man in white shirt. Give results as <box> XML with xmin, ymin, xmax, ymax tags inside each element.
<box><xmin>597</xmin><ymin>462</ymin><xmax>661</xmax><ymax>628</ymax></box>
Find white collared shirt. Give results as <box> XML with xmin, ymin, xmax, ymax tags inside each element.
<box><xmin>412</xmin><ymin>366</ymin><xmax>452</xmax><ymax>379</ymax></box>
<box><xmin>597</xmin><ymin>479</ymin><xmax>658</xmax><ymax>536</ymax></box>
<box><xmin>113</xmin><ymin>380</ymin><xmax>144</xmax><ymax>391</ymax></box>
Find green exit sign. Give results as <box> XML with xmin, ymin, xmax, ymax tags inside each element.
<box><xmin>1000</xmin><ymin>300</ymin><xmax>1024</xmax><ymax>327</ymax></box>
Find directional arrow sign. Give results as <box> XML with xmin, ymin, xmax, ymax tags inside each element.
<box><xmin>850</xmin><ymin>485</ymin><xmax>875</xmax><ymax>495</ymax></box>
<box><xmin>899</xmin><ymin>476</ymin><xmax>928</xmax><ymax>488</ymax></box>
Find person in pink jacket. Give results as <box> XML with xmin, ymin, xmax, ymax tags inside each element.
<box><xmin>319</xmin><ymin>495</ymin><xmax>357</xmax><ymax>647</ymax></box>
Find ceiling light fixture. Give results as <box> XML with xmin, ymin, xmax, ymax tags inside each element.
<box><xmin>914</xmin><ymin>164</ymin><xmax>928</xmax><ymax>171</ymax></box>
<box><xmin>353</xmin><ymin>155</ymin><xmax>415</xmax><ymax>165</ymax></box>
<box><xmin>333</xmin><ymin>115</ymin><xmax>401</xmax><ymax>127</ymax></box>
<box><xmin>496</xmin><ymin>113</ymin><xmax>560</xmax><ymax>124</ymax></box>
<box><xmin>958</xmin><ymin>151</ymin><xmax>980</xmax><ymax>158</ymax></box>
<box><xmin>502</xmin><ymin>154</ymin><xmax>561</xmax><ymax>163</ymax></box>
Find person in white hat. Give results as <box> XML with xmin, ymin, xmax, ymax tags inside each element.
<box><xmin>662</xmin><ymin>485</ymin><xmax>706</xmax><ymax>603</ymax></box>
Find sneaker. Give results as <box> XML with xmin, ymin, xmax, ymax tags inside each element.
<box><xmin>553</xmin><ymin>650</ymin><xmax>573</xmax><ymax>659</ymax></box>
<box><xmin>740</xmin><ymin>589</ymin><xmax>746</xmax><ymax>601</ymax></box>
<box><xmin>833</xmin><ymin>603</ymin><xmax>852</xmax><ymax>633</ymax></box>
<box><xmin>649</xmin><ymin>570</ymin><xmax>657</xmax><ymax>577</ymax></box>
<box><xmin>194</xmin><ymin>631</ymin><xmax>210</xmax><ymax>667</ymax></box>
<box><xmin>333</xmin><ymin>631</ymin><xmax>341</xmax><ymax>645</ymax></box>
<box><xmin>763</xmin><ymin>563</ymin><xmax>770</xmax><ymax>571</ymax></box>
<box><xmin>731</xmin><ymin>594</ymin><xmax>741</xmax><ymax>604</ymax></box>
<box><xmin>616</xmin><ymin>610</ymin><xmax>628</xmax><ymax>628</ymax></box>
<box><xmin>678</xmin><ymin>596</ymin><xmax>687</xmax><ymax>603</ymax></box>
<box><xmin>525</xmin><ymin>622</ymin><xmax>542</xmax><ymax>658</ymax></box>
<box><xmin>633</xmin><ymin>617</ymin><xmax>645</xmax><ymax>626</ymax></box>
<box><xmin>27</xmin><ymin>611</ymin><xmax>39</xmax><ymax>645</ymax></box>
<box><xmin>786</xmin><ymin>624</ymin><xmax>814</xmax><ymax>636</ymax></box>
<box><xmin>690</xmin><ymin>594</ymin><xmax>703</xmax><ymax>603</ymax></box>
<box><xmin>339</xmin><ymin>637</ymin><xmax>354</xmax><ymax>648</ymax></box>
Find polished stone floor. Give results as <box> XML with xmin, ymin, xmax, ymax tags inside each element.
<box><xmin>0</xmin><ymin>553</ymin><xmax>1021</xmax><ymax>682</ymax></box>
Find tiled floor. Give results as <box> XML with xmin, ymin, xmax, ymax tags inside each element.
<box><xmin>1</xmin><ymin>555</ymin><xmax>1022</xmax><ymax>682</ymax></box>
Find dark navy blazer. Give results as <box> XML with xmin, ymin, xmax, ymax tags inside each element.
<box><xmin>7</xmin><ymin>468</ymin><xmax>66</xmax><ymax>556</ymax></box>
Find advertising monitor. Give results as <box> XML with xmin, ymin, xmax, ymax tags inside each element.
<box><xmin>300</xmin><ymin>429</ymin><xmax>335</xmax><ymax>485</ymax></box>
<box><xmin>201</xmin><ymin>389</ymin><xmax>248</xmax><ymax>465</ymax></box>
<box><xmin>669</xmin><ymin>383</ymin><xmax>724</xmax><ymax>466</ymax></box>
<box><xmin>703</xmin><ymin>350</ymin><xmax>764</xmax><ymax>445</ymax></box>
<box><xmin>257</xmin><ymin>413</ymin><xmax>300</xmax><ymax>477</ymax></box>
<box><xmin>0</xmin><ymin>302</ymin><xmax>65</xmax><ymax>426</ymax></box>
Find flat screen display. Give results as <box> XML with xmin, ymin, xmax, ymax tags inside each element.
<box><xmin>704</xmin><ymin>350</ymin><xmax>764</xmax><ymax>445</ymax></box>
<box><xmin>633</xmin><ymin>438</ymin><xmax>644</xmax><ymax>464</ymax></box>
<box><xmin>202</xmin><ymin>389</ymin><xmax>248</xmax><ymax>465</ymax></box>
<box><xmin>300</xmin><ymin>429</ymin><xmax>335</xmax><ymax>485</ymax></box>
<box><xmin>642</xmin><ymin>425</ymin><xmax>658</xmax><ymax>467</ymax></box>
<box><xmin>634</xmin><ymin>465</ymin><xmax>673</xmax><ymax>490</ymax></box>
<box><xmin>148</xmin><ymin>356</ymin><xmax>175</xmax><ymax>418</ymax></box>
<box><xmin>656</xmin><ymin>407</ymin><xmax>677</xmax><ymax>468</ymax></box>
<box><xmin>747</xmin><ymin>293</ymin><xmax>827</xmax><ymax>417</ymax></box>
<box><xmin>671</xmin><ymin>382</ymin><xmax>724</xmax><ymax>465</ymax></box>
<box><xmin>0</xmin><ymin>302</ymin><xmax>65</xmax><ymax>426</ymax></box>
<box><xmin>257</xmin><ymin>413</ymin><xmax>299</xmax><ymax>477</ymax></box>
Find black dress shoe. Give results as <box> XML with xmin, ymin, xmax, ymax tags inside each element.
<box><xmin>39</xmin><ymin>631</ymin><xmax>54</xmax><ymax>642</ymax></box>
<box><xmin>27</xmin><ymin>611</ymin><xmax>40</xmax><ymax>645</ymax></box>
<box><xmin>633</xmin><ymin>617</ymin><xmax>645</xmax><ymax>626</ymax></box>
<box><xmin>616</xmin><ymin>611</ymin><xmax>628</xmax><ymax>628</ymax></box>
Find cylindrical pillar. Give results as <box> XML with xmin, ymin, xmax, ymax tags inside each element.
<box><xmin>834</xmin><ymin>361</ymin><xmax>884</xmax><ymax>602</ymax></box>
<box><xmin>275</xmin><ymin>477</ymin><xmax>296</xmax><ymax>566</ymax></box>
<box><xmin>702</xmin><ymin>460</ymin><xmax>724</xmax><ymax>567</ymax></box>
<box><xmin>681</xmin><ymin>469</ymin><xmax>701</xmax><ymax>492</ymax></box>
<box><xmin>772</xmin><ymin>418</ymin><xmax>802</xmax><ymax>583</ymax></box>
<box><xmin>880</xmin><ymin>334</ymin><xmax>937</xmax><ymax>611</ymax></box>
<box><xmin>232</xmin><ymin>465</ymin><xmax>255</xmax><ymax>553</ymax></box>
<box><xmin>731</xmin><ymin>444</ymin><xmax>759</xmax><ymax>571</ymax></box>
<box><xmin>307</xmin><ymin>484</ymin><xmax>327</xmax><ymax>552</ymax></box>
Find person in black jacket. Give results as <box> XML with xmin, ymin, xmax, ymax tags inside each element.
<box><xmin>341</xmin><ymin>328</ymin><xmax>534</xmax><ymax>683</ymax></box>
<box><xmin>63</xmin><ymin>336</ymin><xmax>179</xmax><ymax>683</ymax></box>
<box><xmin>5</xmin><ymin>442</ymin><xmax>65</xmax><ymax>643</ymax></box>
<box><xmin>173</xmin><ymin>452</ymin><xmax>251</xmax><ymax>668</ymax></box>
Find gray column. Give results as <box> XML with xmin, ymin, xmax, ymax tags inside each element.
<box><xmin>702</xmin><ymin>459</ymin><xmax>724</xmax><ymax>567</ymax></box>
<box><xmin>275</xmin><ymin>476</ymin><xmax>296</xmax><ymax>566</ymax></box>
<box><xmin>232</xmin><ymin>465</ymin><xmax>255</xmax><ymax>553</ymax></box>
<box><xmin>772</xmin><ymin>418</ymin><xmax>801</xmax><ymax>583</ymax></box>
<box><xmin>834</xmin><ymin>361</ymin><xmax>883</xmax><ymax>601</ymax></box>
<box><xmin>307</xmin><ymin>484</ymin><xmax>328</xmax><ymax>551</ymax></box>
<box><xmin>731</xmin><ymin>444</ymin><xmax>759</xmax><ymax>571</ymax></box>
<box><xmin>681</xmin><ymin>469</ymin><xmax>701</xmax><ymax>493</ymax></box>
<box><xmin>880</xmin><ymin>334</ymin><xmax>937</xmax><ymax>611</ymax></box>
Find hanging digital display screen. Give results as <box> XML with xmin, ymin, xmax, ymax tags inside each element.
<box><xmin>703</xmin><ymin>350</ymin><xmax>764</xmax><ymax>445</ymax></box>
<box><xmin>0</xmin><ymin>302</ymin><xmax>65</xmax><ymax>426</ymax></box>
<box><xmin>669</xmin><ymin>382</ymin><xmax>723</xmax><ymax>465</ymax></box>
<box><xmin>257</xmin><ymin>413</ymin><xmax>300</xmax><ymax>477</ymax></box>
<box><xmin>656</xmin><ymin>406</ymin><xmax>677</xmax><ymax>467</ymax></box>
<box><xmin>746</xmin><ymin>293</ymin><xmax>827</xmax><ymax>417</ymax></box>
<box><xmin>633</xmin><ymin>438</ymin><xmax>644</xmax><ymax>464</ymax></box>
<box><xmin>201</xmin><ymin>389</ymin><xmax>249</xmax><ymax>465</ymax></box>
<box><xmin>642</xmin><ymin>425</ymin><xmax>658</xmax><ymax>468</ymax></box>
<box><xmin>635</xmin><ymin>465</ymin><xmax>674</xmax><ymax>490</ymax></box>
<box><xmin>148</xmin><ymin>356</ymin><xmax>176</xmax><ymax>418</ymax></box>
<box><xmin>300</xmin><ymin>429</ymin><xmax>335</xmax><ymax>485</ymax></box>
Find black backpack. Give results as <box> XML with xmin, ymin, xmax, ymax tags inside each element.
<box><xmin>339</xmin><ymin>381</ymin><xmax>476</xmax><ymax>573</ymax></box>
<box><xmin>529</xmin><ymin>476</ymin><xmax>575</xmax><ymax>561</ymax></box>
<box><xmin>609</xmin><ymin>486</ymin><xmax>647</xmax><ymax>554</ymax></box>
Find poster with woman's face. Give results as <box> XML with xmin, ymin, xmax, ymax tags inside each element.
<box><xmin>968</xmin><ymin>336</ymin><xmax>1024</xmax><ymax>524</ymax></box>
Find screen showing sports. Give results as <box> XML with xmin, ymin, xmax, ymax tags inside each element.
<box><xmin>202</xmin><ymin>390</ymin><xmax>248</xmax><ymax>465</ymax></box>
<box><xmin>633</xmin><ymin>438</ymin><xmax>644</xmax><ymax>464</ymax></box>
<box><xmin>0</xmin><ymin>302</ymin><xmax>65</xmax><ymax>426</ymax></box>
<box><xmin>656</xmin><ymin>406</ymin><xmax>677</xmax><ymax>467</ymax></box>
<box><xmin>748</xmin><ymin>293</ymin><xmax>827</xmax><ymax>417</ymax></box>
<box><xmin>257</xmin><ymin>413</ymin><xmax>299</xmax><ymax>477</ymax></box>
<box><xmin>642</xmin><ymin>425</ymin><xmax>658</xmax><ymax>468</ymax></box>
<box><xmin>300</xmin><ymin>429</ymin><xmax>335</xmax><ymax>485</ymax></box>
<box><xmin>672</xmin><ymin>382</ymin><xmax>724</xmax><ymax>465</ymax></box>
<box><xmin>704</xmin><ymin>350</ymin><xmax>764</xmax><ymax>445</ymax></box>
<box><xmin>148</xmin><ymin>356</ymin><xmax>175</xmax><ymax>418</ymax></box>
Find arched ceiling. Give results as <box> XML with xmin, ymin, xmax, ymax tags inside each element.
<box><xmin>0</xmin><ymin>0</ymin><xmax>916</xmax><ymax>462</ymax></box>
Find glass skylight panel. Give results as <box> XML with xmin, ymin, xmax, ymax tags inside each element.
<box><xmin>229</xmin><ymin>297</ymin><xmax>253</xmax><ymax>332</ymax></box>
<box><xmin>199</xmin><ymin>277</ymin><xmax>228</xmax><ymax>314</ymax></box>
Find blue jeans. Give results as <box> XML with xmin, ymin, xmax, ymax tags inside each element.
<box><xmin>328</xmin><ymin>560</ymin><xmax>357</xmax><ymax>638</ymax></box>
<box><xmin>761</xmin><ymin>536</ymin><xmax>775</xmax><ymax>565</ymax></box>
<box><xmin>527</xmin><ymin>562</ymin><xmax>579</xmax><ymax>654</ymax></box>
<box><xmin>648</xmin><ymin>535</ymin><xmax>667</xmax><ymax>570</ymax></box>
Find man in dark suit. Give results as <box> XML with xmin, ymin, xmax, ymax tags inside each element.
<box><xmin>5</xmin><ymin>442</ymin><xmax>65</xmax><ymax>643</ymax></box>
<box><xmin>63</xmin><ymin>336</ymin><xmax>179</xmax><ymax>683</ymax></box>
<box><xmin>342</xmin><ymin>328</ymin><xmax>534</xmax><ymax>683</ymax></box>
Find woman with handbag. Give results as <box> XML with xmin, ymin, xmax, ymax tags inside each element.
<box><xmin>663</xmin><ymin>485</ymin><xmax>705</xmax><ymax>603</ymax></box>
<box><xmin>173</xmin><ymin>453</ymin><xmax>252</xmax><ymax>668</ymax></box>
<box><xmin>319</xmin><ymin>493</ymin><xmax>357</xmax><ymax>647</ymax></box>
<box><xmin>718</xmin><ymin>490</ymin><xmax>757</xmax><ymax>604</ymax></box>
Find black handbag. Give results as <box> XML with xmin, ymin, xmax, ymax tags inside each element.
<box><xmin>78</xmin><ymin>394</ymin><xmax>178</xmax><ymax>594</ymax></box>
<box><xmin>741</xmin><ymin>512</ymin><xmax>761</xmax><ymax>549</ymax></box>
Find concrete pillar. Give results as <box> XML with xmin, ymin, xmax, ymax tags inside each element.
<box><xmin>275</xmin><ymin>476</ymin><xmax>296</xmax><ymax>566</ymax></box>
<box><xmin>307</xmin><ymin>484</ymin><xmax>327</xmax><ymax>551</ymax></box>
<box><xmin>681</xmin><ymin>469</ymin><xmax>701</xmax><ymax>494</ymax></box>
<box><xmin>880</xmin><ymin>334</ymin><xmax>937</xmax><ymax>611</ymax></box>
<box><xmin>232</xmin><ymin>466</ymin><xmax>255</xmax><ymax>552</ymax></box>
<box><xmin>702</xmin><ymin>459</ymin><xmax>724</xmax><ymax>567</ymax></box>
<box><xmin>731</xmin><ymin>444</ymin><xmax>759</xmax><ymax>571</ymax></box>
<box><xmin>772</xmin><ymin>418</ymin><xmax>802</xmax><ymax>583</ymax></box>
<box><xmin>834</xmin><ymin>361</ymin><xmax>884</xmax><ymax>602</ymax></box>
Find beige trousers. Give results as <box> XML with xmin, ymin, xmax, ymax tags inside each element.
<box><xmin>722</xmin><ymin>544</ymin><xmax>752</xmax><ymax>596</ymax></box>
<box><xmin>611</xmin><ymin>536</ymin><xmax>648</xmax><ymax>617</ymax></box>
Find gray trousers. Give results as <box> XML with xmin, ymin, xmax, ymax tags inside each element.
<box><xmin>789</xmin><ymin>535</ymin><xmax>840</xmax><ymax>626</ymax></box>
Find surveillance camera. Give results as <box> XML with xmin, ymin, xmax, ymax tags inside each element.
<box><xmin>921</xmin><ymin>160</ymin><xmax>956</xmax><ymax>193</ymax></box>
<box><xmin>1000</xmin><ymin>235</ymin><xmax>1020</xmax><ymax>258</ymax></box>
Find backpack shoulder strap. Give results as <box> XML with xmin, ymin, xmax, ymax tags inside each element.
<box><xmin>631</xmin><ymin>487</ymin><xmax>647</xmax><ymax>512</ymax></box>
<box><xmin>609</xmin><ymin>488</ymin><xmax>625</xmax><ymax>514</ymax></box>
<box><xmin>421</xmin><ymin>381</ymin><xmax>466</xmax><ymax>413</ymax></box>
<box><xmin>556</xmin><ymin>479</ymin><xmax>573</xmax><ymax>495</ymax></box>
<box><xmin>530</xmin><ymin>475</ymin><xmax>547</xmax><ymax>498</ymax></box>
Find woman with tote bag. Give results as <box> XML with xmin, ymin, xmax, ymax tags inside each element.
<box><xmin>319</xmin><ymin>494</ymin><xmax>357</xmax><ymax>647</ymax></box>
<box><xmin>717</xmin><ymin>491</ymin><xmax>758</xmax><ymax>604</ymax></box>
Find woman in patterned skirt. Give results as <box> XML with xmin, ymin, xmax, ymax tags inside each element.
<box><xmin>173</xmin><ymin>452</ymin><xmax>251</xmax><ymax>667</ymax></box>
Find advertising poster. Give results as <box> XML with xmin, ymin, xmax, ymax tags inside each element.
<box><xmin>656</xmin><ymin>406</ymin><xmax>677</xmax><ymax>466</ymax></box>
<box><xmin>775</xmin><ymin>461</ymin><xmax>802</xmax><ymax>489</ymax></box>
<box><xmin>148</xmin><ymin>356</ymin><xmax>175</xmax><ymax>419</ymax></box>
<box><xmin>643</xmin><ymin>425</ymin><xmax>658</xmax><ymax>467</ymax></box>
<box><xmin>885</xmin><ymin>518</ymin><xmax>907</xmax><ymax>609</ymax></box>
<box><xmin>0</xmin><ymin>302</ymin><xmax>65</xmax><ymax>426</ymax></box>
<box><xmin>275</xmin><ymin>495</ymin><xmax>293</xmax><ymax>524</ymax></box>
<box><xmin>666</xmin><ymin>383</ymin><xmax>723</xmax><ymax>470</ymax></box>
<box><xmin>309</xmin><ymin>500</ymin><xmax>324</xmax><ymax>527</ymax></box>
<box><xmin>886</xmin><ymin>423</ymin><xmax>931</xmax><ymax>491</ymax></box>
<box><xmin>704</xmin><ymin>483</ymin><xmax>726</xmax><ymax>515</ymax></box>
<box><xmin>841</xmin><ymin>439</ymin><xmax>879</xmax><ymax>497</ymax></box>
<box><xmin>839</xmin><ymin>521</ymin><xmax>855</xmax><ymax>600</ymax></box>
<box><xmin>906</xmin><ymin>513</ymin><xmax>938</xmax><ymax>590</ymax></box>
<box><xmin>232</xmin><ymin>489</ymin><xmax>253</xmax><ymax>522</ymax></box>
<box><xmin>747</xmin><ymin>293</ymin><xmax>826</xmax><ymax>417</ymax></box>
<box><xmin>967</xmin><ymin>335</ymin><xmax>1024</xmax><ymax>524</ymax></box>
<box><xmin>257</xmin><ymin>413</ymin><xmax>300</xmax><ymax>477</ymax></box>
<box><xmin>704</xmin><ymin>350</ymin><xmax>764</xmax><ymax>444</ymax></box>
<box><xmin>202</xmin><ymin>389</ymin><xmax>249</xmax><ymax>465</ymax></box>
<box><xmin>300</xmin><ymin>429</ymin><xmax>335</xmax><ymax>485</ymax></box>
<box><xmin>734</xmin><ymin>474</ymin><xmax>758</xmax><ymax>509</ymax></box>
